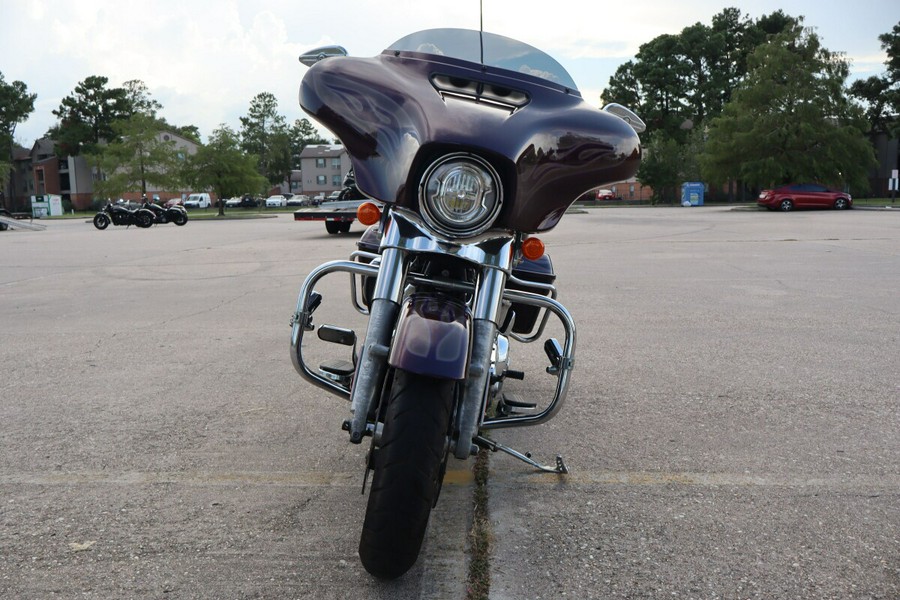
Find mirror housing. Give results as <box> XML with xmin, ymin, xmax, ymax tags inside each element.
<box><xmin>601</xmin><ymin>103</ymin><xmax>647</xmax><ymax>134</ymax></box>
<box><xmin>299</xmin><ymin>45</ymin><xmax>348</xmax><ymax>66</ymax></box>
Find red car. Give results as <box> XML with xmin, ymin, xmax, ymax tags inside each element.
<box><xmin>757</xmin><ymin>184</ymin><xmax>852</xmax><ymax>211</ymax></box>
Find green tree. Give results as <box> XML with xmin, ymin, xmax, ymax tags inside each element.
<box><xmin>88</xmin><ymin>113</ymin><xmax>183</xmax><ymax>199</ymax></box>
<box><xmin>600</xmin><ymin>61</ymin><xmax>641</xmax><ymax>109</ymax></box>
<box><xmin>631</xmin><ymin>34</ymin><xmax>692</xmax><ymax>139</ymax></box>
<box><xmin>290</xmin><ymin>117</ymin><xmax>328</xmax><ymax>168</ymax></box>
<box><xmin>701</xmin><ymin>26</ymin><xmax>875</xmax><ymax>192</ymax></box>
<box><xmin>239</xmin><ymin>92</ymin><xmax>291</xmax><ymax>189</ymax></box>
<box><xmin>185</xmin><ymin>125</ymin><xmax>266</xmax><ymax>216</ymax></box>
<box><xmin>602</xmin><ymin>8</ymin><xmax>799</xmax><ymax>139</ymax></box>
<box><xmin>638</xmin><ymin>132</ymin><xmax>682</xmax><ymax>204</ymax></box>
<box><xmin>170</xmin><ymin>124</ymin><xmax>202</xmax><ymax>143</ymax></box>
<box><xmin>850</xmin><ymin>76</ymin><xmax>894</xmax><ymax>133</ymax></box>
<box><xmin>287</xmin><ymin>117</ymin><xmax>328</xmax><ymax>191</ymax></box>
<box><xmin>0</xmin><ymin>72</ymin><xmax>36</xmax><ymax>202</ymax></box>
<box><xmin>47</xmin><ymin>75</ymin><xmax>131</xmax><ymax>156</ymax></box>
<box><xmin>122</xmin><ymin>79</ymin><xmax>162</xmax><ymax>118</ymax></box>
<box><xmin>850</xmin><ymin>22</ymin><xmax>900</xmax><ymax>136</ymax></box>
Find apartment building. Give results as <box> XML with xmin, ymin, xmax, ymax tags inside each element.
<box><xmin>6</xmin><ymin>131</ymin><xmax>200</xmax><ymax>211</ymax></box>
<box><xmin>297</xmin><ymin>144</ymin><xmax>351</xmax><ymax>197</ymax></box>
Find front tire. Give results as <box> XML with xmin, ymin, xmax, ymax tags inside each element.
<box><xmin>173</xmin><ymin>211</ymin><xmax>188</xmax><ymax>225</ymax></box>
<box><xmin>135</xmin><ymin>211</ymin><xmax>154</xmax><ymax>228</ymax></box>
<box><xmin>779</xmin><ymin>199</ymin><xmax>794</xmax><ymax>212</ymax></box>
<box><xmin>359</xmin><ymin>369</ymin><xmax>455</xmax><ymax>580</ymax></box>
<box><xmin>834</xmin><ymin>198</ymin><xmax>849</xmax><ymax>210</ymax></box>
<box><xmin>93</xmin><ymin>213</ymin><xmax>110</xmax><ymax>230</ymax></box>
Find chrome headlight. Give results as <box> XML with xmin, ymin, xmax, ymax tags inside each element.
<box><xmin>418</xmin><ymin>153</ymin><xmax>502</xmax><ymax>238</ymax></box>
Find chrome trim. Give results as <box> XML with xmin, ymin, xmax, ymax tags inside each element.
<box><xmin>290</xmin><ymin>259</ymin><xmax>380</xmax><ymax>398</ymax></box>
<box><xmin>472</xmin><ymin>267</ymin><xmax>507</xmax><ymax>324</ymax></box>
<box><xmin>454</xmin><ymin>318</ymin><xmax>497</xmax><ymax>459</ymax></box>
<box><xmin>480</xmin><ymin>289</ymin><xmax>576</xmax><ymax>430</ymax></box>
<box><xmin>346</xmin><ymin>247</ymin><xmax>406</xmax><ymax>442</ymax></box>
<box><xmin>418</xmin><ymin>153</ymin><xmax>504</xmax><ymax>238</ymax></box>
<box><xmin>383</xmin><ymin>210</ymin><xmax>515</xmax><ymax>271</ymax></box>
<box><xmin>506</xmin><ymin>272</ymin><xmax>558</xmax><ymax>343</ymax></box>
<box><xmin>348</xmin><ymin>251</ymin><xmax>380</xmax><ymax>315</ymax></box>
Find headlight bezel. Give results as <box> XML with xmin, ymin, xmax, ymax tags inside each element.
<box><xmin>417</xmin><ymin>152</ymin><xmax>503</xmax><ymax>238</ymax></box>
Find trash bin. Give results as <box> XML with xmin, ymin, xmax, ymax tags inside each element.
<box><xmin>681</xmin><ymin>182</ymin><xmax>704</xmax><ymax>206</ymax></box>
<box><xmin>31</xmin><ymin>200</ymin><xmax>49</xmax><ymax>218</ymax></box>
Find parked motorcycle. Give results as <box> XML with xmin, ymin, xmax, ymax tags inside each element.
<box><xmin>93</xmin><ymin>202</ymin><xmax>155</xmax><ymax>230</ymax></box>
<box><xmin>143</xmin><ymin>200</ymin><xmax>188</xmax><ymax>226</ymax></box>
<box><xmin>290</xmin><ymin>28</ymin><xmax>644</xmax><ymax>579</ymax></box>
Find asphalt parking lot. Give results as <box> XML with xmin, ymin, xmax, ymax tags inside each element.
<box><xmin>1</xmin><ymin>208</ymin><xmax>897</xmax><ymax>599</ymax></box>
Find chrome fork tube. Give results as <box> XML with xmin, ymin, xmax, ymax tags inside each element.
<box><xmin>347</xmin><ymin>246</ymin><xmax>405</xmax><ymax>443</ymax></box>
<box><xmin>453</xmin><ymin>266</ymin><xmax>506</xmax><ymax>459</ymax></box>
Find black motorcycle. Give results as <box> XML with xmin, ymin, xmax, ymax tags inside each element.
<box><xmin>143</xmin><ymin>201</ymin><xmax>188</xmax><ymax>226</ymax></box>
<box><xmin>291</xmin><ymin>28</ymin><xmax>644</xmax><ymax>579</ymax></box>
<box><xmin>93</xmin><ymin>202</ymin><xmax>155</xmax><ymax>230</ymax></box>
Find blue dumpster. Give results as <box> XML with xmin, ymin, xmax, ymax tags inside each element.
<box><xmin>681</xmin><ymin>182</ymin><xmax>704</xmax><ymax>206</ymax></box>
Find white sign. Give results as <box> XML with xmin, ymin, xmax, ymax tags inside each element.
<box><xmin>892</xmin><ymin>169</ymin><xmax>899</xmax><ymax>179</ymax></box>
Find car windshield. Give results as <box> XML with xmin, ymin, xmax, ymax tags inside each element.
<box><xmin>385</xmin><ymin>28</ymin><xmax>578</xmax><ymax>91</ymax></box>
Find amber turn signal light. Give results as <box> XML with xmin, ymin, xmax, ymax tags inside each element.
<box><xmin>521</xmin><ymin>237</ymin><xmax>544</xmax><ymax>261</ymax></box>
<box><xmin>357</xmin><ymin>202</ymin><xmax>381</xmax><ymax>226</ymax></box>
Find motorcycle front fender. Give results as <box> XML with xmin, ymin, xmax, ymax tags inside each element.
<box><xmin>388</xmin><ymin>295</ymin><xmax>471</xmax><ymax>380</ymax></box>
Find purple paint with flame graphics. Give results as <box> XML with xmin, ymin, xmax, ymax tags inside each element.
<box><xmin>388</xmin><ymin>295</ymin><xmax>471</xmax><ymax>380</ymax></box>
<box><xmin>300</xmin><ymin>28</ymin><xmax>641</xmax><ymax>233</ymax></box>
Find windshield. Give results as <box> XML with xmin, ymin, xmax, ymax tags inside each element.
<box><xmin>385</xmin><ymin>28</ymin><xmax>578</xmax><ymax>91</ymax></box>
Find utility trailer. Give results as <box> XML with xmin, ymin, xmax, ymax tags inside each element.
<box><xmin>293</xmin><ymin>199</ymin><xmax>369</xmax><ymax>234</ymax></box>
<box><xmin>0</xmin><ymin>209</ymin><xmax>47</xmax><ymax>231</ymax></box>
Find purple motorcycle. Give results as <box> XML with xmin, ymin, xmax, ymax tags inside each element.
<box><xmin>290</xmin><ymin>27</ymin><xmax>643</xmax><ymax>579</ymax></box>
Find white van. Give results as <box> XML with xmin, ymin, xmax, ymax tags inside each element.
<box><xmin>183</xmin><ymin>193</ymin><xmax>212</xmax><ymax>208</ymax></box>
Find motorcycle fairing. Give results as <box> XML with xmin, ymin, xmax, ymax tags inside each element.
<box><xmin>300</xmin><ymin>31</ymin><xmax>641</xmax><ymax>233</ymax></box>
<box><xmin>387</xmin><ymin>294</ymin><xmax>471</xmax><ymax>380</ymax></box>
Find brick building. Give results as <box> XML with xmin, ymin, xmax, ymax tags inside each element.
<box><xmin>4</xmin><ymin>131</ymin><xmax>200</xmax><ymax>211</ymax></box>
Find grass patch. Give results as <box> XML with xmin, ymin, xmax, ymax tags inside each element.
<box><xmin>466</xmin><ymin>449</ymin><xmax>492</xmax><ymax>600</ymax></box>
<box><xmin>853</xmin><ymin>197</ymin><xmax>898</xmax><ymax>207</ymax></box>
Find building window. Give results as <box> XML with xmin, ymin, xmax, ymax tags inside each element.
<box><xmin>316</xmin><ymin>175</ymin><xmax>327</xmax><ymax>185</ymax></box>
<box><xmin>316</xmin><ymin>158</ymin><xmax>326</xmax><ymax>168</ymax></box>
<box><xmin>332</xmin><ymin>174</ymin><xmax>341</xmax><ymax>186</ymax></box>
<box><xmin>331</xmin><ymin>157</ymin><xmax>341</xmax><ymax>169</ymax></box>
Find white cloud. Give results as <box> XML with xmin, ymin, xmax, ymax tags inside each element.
<box><xmin>1</xmin><ymin>0</ymin><xmax>895</xmax><ymax>146</ymax></box>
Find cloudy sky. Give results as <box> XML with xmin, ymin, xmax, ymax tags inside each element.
<box><xmin>1</xmin><ymin>0</ymin><xmax>896</xmax><ymax>147</ymax></box>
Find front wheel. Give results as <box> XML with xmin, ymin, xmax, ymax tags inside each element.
<box><xmin>358</xmin><ymin>369</ymin><xmax>455</xmax><ymax>579</ymax></box>
<box><xmin>779</xmin><ymin>199</ymin><xmax>794</xmax><ymax>212</ymax></box>
<box><xmin>173</xmin><ymin>211</ymin><xmax>188</xmax><ymax>226</ymax></box>
<box><xmin>834</xmin><ymin>198</ymin><xmax>849</xmax><ymax>210</ymax></box>
<box><xmin>93</xmin><ymin>213</ymin><xmax>110</xmax><ymax>230</ymax></box>
<box><xmin>135</xmin><ymin>210</ymin><xmax>154</xmax><ymax>228</ymax></box>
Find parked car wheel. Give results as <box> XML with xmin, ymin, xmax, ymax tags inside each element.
<box><xmin>779</xmin><ymin>199</ymin><xmax>794</xmax><ymax>212</ymax></box>
<box><xmin>834</xmin><ymin>198</ymin><xmax>849</xmax><ymax>210</ymax></box>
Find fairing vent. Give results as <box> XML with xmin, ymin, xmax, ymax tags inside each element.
<box><xmin>431</xmin><ymin>74</ymin><xmax>530</xmax><ymax>113</ymax></box>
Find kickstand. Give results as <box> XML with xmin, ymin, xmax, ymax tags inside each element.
<box><xmin>474</xmin><ymin>435</ymin><xmax>568</xmax><ymax>474</ymax></box>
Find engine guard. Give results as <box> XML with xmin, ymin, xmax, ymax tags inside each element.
<box><xmin>388</xmin><ymin>294</ymin><xmax>471</xmax><ymax>380</ymax></box>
